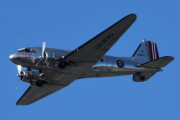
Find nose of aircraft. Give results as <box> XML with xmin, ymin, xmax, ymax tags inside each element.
<box><xmin>9</xmin><ymin>54</ymin><xmax>14</xmax><ymax>60</ymax></box>
<box><xmin>9</xmin><ymin>54</ymin><xmax>13</xmax><ymax>60</ymax></box>
<box><xmin>9</xmin><ymin>53</ymin><xmax>18</xmax><ymax>63</ymax></box>
<box><xmin>10</xmin><ymin>53</ymin><xmax>26</xmax><ymax>65</ymax></box>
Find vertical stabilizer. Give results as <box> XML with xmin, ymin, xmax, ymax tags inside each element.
<box><xmin>132</xmin><ymin>39</ymin><xmax>159</xmax><ymax>63</ymax></box>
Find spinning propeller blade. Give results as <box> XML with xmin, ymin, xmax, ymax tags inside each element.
<box><xmin>36</xmin><ymin>42</ymin><xmax>46</xmax><ymax>66</ymax></box>
<box><xmin>16</xmin><ymin>65</ymin><xmax>23</xmax><ymax>89</ymax></box>
<box><xmin>17</xmin><ymin>65</ymin><xmax>22</xmax><ymax>75</ymax></box>
<box><xmin>42</xmin><ymin>42</ymin><xmax>46</xmax><ymax>59</ymax></box>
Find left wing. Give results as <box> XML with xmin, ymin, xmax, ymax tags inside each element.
<box><xmin>16</xmin><ymin>84</ymin><xmax>66</xmax><ymax>105</ymax></box>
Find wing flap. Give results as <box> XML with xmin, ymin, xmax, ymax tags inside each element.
<box><xmin>65</xmin><ymin>14</ymin><xmax>136</xmax><ymax>64</ymax></box>
<box><xmin>16</xmin><ymin>84</ymin><xmax>66</xmax><ymax>105</ymax></box>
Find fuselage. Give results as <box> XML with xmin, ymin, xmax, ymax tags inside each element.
<box><xmin>9</xmin><ymin>47</ymin><xmax>145</xmax><ymax>71</ymax></box>
<box><xmin>9</xmin><ymin>47</ymin><xmax>154</xmax><ymax>79</ymax></box>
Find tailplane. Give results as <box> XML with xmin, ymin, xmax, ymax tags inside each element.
<box><xmin>132</xmin><ymin>39</ymin><xmax>159</xmax><ymax>63</ymax></box>
<box><xmin>133</xmin><ymin>56</ymin><xmax>174</xmax><ymax>82</ymax></box>
<box><xmin>139</xmin><ymin>56</ymin><xmax>174</xmax><ymax>69</ymax></box>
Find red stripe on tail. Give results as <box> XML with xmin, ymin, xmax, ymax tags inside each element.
<box><xmin>148</xmin><ymin>41</ymin><xmax>153</xmax><ymax>61</ymax></box>
<box><xmin>155</xmin><ymin>43</ymin><xmax>159</xmax><ymax>59</ymax></box>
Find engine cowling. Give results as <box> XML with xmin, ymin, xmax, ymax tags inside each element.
<box><xmin>18</xmin><ymin>70</ymin><xmax>44</xmax><ymax>82</ymax></box>
<box><xmin>43</xmin><ymin>52</ymin><xmax>68</xmax><ymax>68</ymax></box>
<box><xmin>43</xmin><ymin>52</ymin><xmax>59</xmax><ymax>66</ymax></box>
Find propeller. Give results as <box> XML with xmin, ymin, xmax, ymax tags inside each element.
<box><xmin>42</xmin><ymin>42</ymin><xmax>46</xmax><ymax>60</ymax></box>
<box><xmin>17</xmin><ymin>65</ymin><xmax>22</xmax><ymax>75</ymax></box>
<box><xmin>16</xmin><ymin>65</ymin><xmax>23</xmax><ymax>89</ymax></box>
<box><xmin>17</xmin><ymin>65</ymin><xmax>23</xmax><ymax>79</ymax></box>
<box><xmin>36</xmin><ymin>42</ymin><xmax>46</xmax><ymax>66</ymax></box>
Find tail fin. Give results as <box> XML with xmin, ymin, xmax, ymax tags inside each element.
<box><xmin>132</xmin><ymin>39</ymin><xmax>159</xmax><ymax>63</ymax></box>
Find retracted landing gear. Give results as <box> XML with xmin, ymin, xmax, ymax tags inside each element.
<box><xmin>52</xmin><ymin>56</ymin><xmax>74</xmax><ymax>69</ymax></box>
<box><xmin>35</xmin><ymin>80</ymin><xmax>46</xmax><ymax>87</ymax></box>
<box><xmin>58</xmin><ymin>62</ymin><xmax>66</xmax><ymax>69</ymax></box>
<box><xmin>58</xmin><ymin>56</ymin><xmax>68</xmax><ymax>69</ymax></box>
<box><xmin>136</xmin><ymin>72</ymin><xmax>145</xmax><ymax>81</ymax></box>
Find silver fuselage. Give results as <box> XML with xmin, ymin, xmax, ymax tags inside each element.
<box><xmin>9</xmin><ymin>47</ymin><xmax>156</xmax><ymax>85</ymax></box>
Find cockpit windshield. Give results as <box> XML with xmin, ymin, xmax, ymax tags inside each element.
<box><xmin>18</xmin><ymin>48</ymin><xmax>33</xmax><ymax>52</ymax></box>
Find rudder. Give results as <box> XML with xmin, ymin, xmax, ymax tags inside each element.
<box><xmin>148</xmin><ymin>41</ymin><xmax>159</xmax><ymax>61</ymax></box>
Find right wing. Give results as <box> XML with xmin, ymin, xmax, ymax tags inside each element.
<box><xmin>65</xmin><ymin>14</ymin><xmax>137</xmax><ymax>64</ymax></box>
<box><xmin>16</xmin><ymin>84</ymin><xmax>66</xmax><ymax>105</ymax></box>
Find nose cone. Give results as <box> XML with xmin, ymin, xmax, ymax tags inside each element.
<box><xmin>9</xmin><ymin>54</ymin><xmax>15</xmax><ymax>61</ymax></box>
<box><xmin>9</xmin><ymin>53</ymin><xmax>19</xmax><ymax>64</ymax></box>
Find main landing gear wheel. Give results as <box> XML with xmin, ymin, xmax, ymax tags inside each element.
<box><xmin>58</xmin><ymin>62</ymin><xmax>66</xmax><ymax>69</ymax></box>
<box><xmin>136</xmin><ymin>72</ymin><xmax>145</xmax><ymax>81</ymax></box>
<box><xmin>35</xmin><ymin>80</ymin><xmax>44</xmax><ymax>87</ymax></box>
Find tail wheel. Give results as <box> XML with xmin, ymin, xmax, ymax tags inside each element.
<box><xmin>140</xmin><ymin>76</ymin><xmax>145</xmax><ymax>81</ymax></box>
<box><xmin>136</xmin><ymin>72</ymin><xmax>145</xmax><ymax>81</ymax></box>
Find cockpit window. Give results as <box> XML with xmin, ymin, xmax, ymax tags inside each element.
<box><xmin>25</xmin><ymin>49</ymin><xmax>31</xmax><ymax>52</ymax></box>
<box><xmin>18</xmin><ymin>48</ymin><xmax>33</xmax><ymax>52</ymax></box>
<box><xmin>17</xmin><ymin>48</ymin><xmax>25</xmax><ymax>52</ymax></box>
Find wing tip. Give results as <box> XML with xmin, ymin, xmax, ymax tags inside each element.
<box><xmin>130</xmin><ymin>13</ymin><xmax>137</xmax><ymax>20</ymax></box>
<box><xmin>123</xmin><ymin>13</ymin><xmax>137</xmax><ymax>23</ymax></box>
<box><xmin>16</xmin><ymin>100</ymin><xmax>29</xmax><ymax>106</ymax></box>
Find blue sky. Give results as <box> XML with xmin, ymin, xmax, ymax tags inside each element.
<box><xmin>1</xmin><ymin>0</ymin><xmax>180</xmax><ymax>120</ymax></box>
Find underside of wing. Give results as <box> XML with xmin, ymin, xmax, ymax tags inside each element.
<box><xmin>16</xmin><ymin>84</ymin><xmax>66</xmax><ymax>105</ymax></box>
<box><xmin>65</xmin><ymin>14</ymin><xmax>137</xmax><ymax>64</ymax></box>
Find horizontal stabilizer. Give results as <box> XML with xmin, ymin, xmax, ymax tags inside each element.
<box><xmin>133</xmin><ymin>56</ymin><xmax>174</xmax><ymax>82</ymax></box>
<box><xmin>139</xmin><ymin>56</ymin><xmax>174</xmax><ymax>69</ymax></box>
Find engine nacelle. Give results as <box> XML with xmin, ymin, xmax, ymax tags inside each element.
<box><xmin>43</xmin><ymin>52</ymin><xmax>60</xmax><ymax>66</ymax></box>
<box><xmin>18</xmin><ymin>70</ymin><xmax>44</xmax><ymax>83</ymax></box>
<box><xmin>43</xmin><ymin>52</ymin><xmax>68</xmax><ymax>68</ymax></box>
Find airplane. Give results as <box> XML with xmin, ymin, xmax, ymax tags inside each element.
<box><xmin>9</xmin><ymin>13</ymin><xmax>174</xmax><ymax>105</ymax></box>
